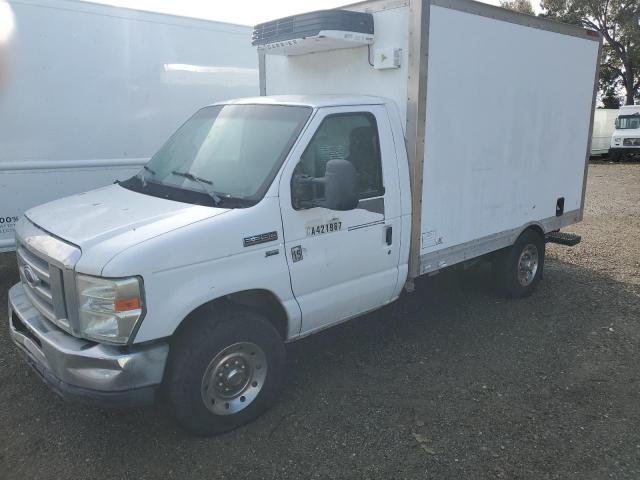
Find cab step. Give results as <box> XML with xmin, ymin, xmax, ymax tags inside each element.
<box><xmin>545</xmin><ymin>231</ymin><xmax>581</xmax><ymax>246</ymax></box>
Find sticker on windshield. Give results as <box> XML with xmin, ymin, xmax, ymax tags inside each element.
<box><xmin>306</xmin><ymin>218</ymin><xmax>342</xmax><ymax>237</ymax></box>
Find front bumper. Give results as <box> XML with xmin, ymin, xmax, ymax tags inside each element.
<box><xmin>609</xmin><ymin>147</ymin><xmax>640</xmax><ymax>154</ymax></box>
<box><xmin>8</xmin><ymin>283</ymin><xmax>169</xmax><ymax>408</ymax></box>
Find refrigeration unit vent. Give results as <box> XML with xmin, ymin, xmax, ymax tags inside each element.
<box><xmin>252</xmin><ymin>10</ymin><xmax>374</xmax><ymax>56</ymax></box>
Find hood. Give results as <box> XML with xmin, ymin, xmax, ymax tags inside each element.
<box><xmin>26</xmin><ymin>184</ymin><xmax>229</xmax><ymax>252</ymax></box>
<box><xmin>612</xmin><ymin>129</ymin><xmax>640</xmax><ymax>137</ymax></box>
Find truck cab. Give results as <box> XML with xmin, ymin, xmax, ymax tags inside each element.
<box><xmin>9</xmin><ymin>95</ymin><xmax>411</xmax><ymax>433</ymax></box>
<box><xmin>610</xmin><ymin>105</ymin><xmax>640</xmax><ymax>160</ymax></box>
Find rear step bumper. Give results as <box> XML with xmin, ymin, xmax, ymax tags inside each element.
<box><xmin>545</xmin><ymin>231</ymin><xmax>581</xmax><ymax>246</ymax></box>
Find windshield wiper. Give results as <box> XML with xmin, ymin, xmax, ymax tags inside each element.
<box><xmin>171</xmin><ymin>170</ymin><xmax>222</xmax><ymax>206</ymax></box>
<box><xmin>136</xmin><ymin>165</ymin><xmax>157</xmax><ymax>188</ymax></box>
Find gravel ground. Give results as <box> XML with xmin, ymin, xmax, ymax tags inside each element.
<box><xmin>0</xmin><ymin>163</ymin><xmax>638</xmax><ymax>479</ymax></box>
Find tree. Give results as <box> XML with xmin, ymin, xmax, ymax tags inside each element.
<box><xmin>500</xmin><ymin>0</ymin><xmax>536</xmax><ymax>15</ymax></box>
<box><xmin>541</xmin><ymin>0</ymin><xmax>640</xmax><ymax>105</ymax></box>
<box><xmin>599</xmin><ymin>45</ymin><xmax>624</xmax><ymax>107</ymax></box>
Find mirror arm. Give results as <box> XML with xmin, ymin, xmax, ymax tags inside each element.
<box><xmin>296</xmin><ymin>175</ymin><xmax>325</xmax><ymax>186</ymax></box>
<box><xmin>298</xmin><ymin>200</ymin><xmax>319</xmax><ymax>209</ymax></box>
<box><xmin>292</xmin><ymin>174</ymin><xmax>324</xmax><ymax>210</ymax></box>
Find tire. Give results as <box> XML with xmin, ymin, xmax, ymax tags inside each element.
<box><xmin>609</xmin><ymin>151</ymin><xmax>623</xmax><ymax>162</ymax></box>
<box><xmin>164</xmin><ymin>304</ymin><xmax>286</xmax><ymax>436</ymax></box>
<box><xmin>492</xmin><ymin>229</ymin><xmax>545</xmax><ymax>298</ymax></box>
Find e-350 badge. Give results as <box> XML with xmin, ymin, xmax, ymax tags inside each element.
<box><xmin>243</xmin><ymin>231</ymin><xmax>278</xmax><ymax>247</ymax></box>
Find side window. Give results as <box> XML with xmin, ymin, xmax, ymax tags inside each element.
<box><xmin>292</xmin><ymin>112</ymin><xmax>384</xmax><ymax>206</ymax></box>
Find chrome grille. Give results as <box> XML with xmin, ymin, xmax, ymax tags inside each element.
<box><xmin>623</xmin><ymin>138</ymin><xmax>640</xmax><ymax>146</ymax></box>
<box><xmin>16</xmin><ymin>241</ymin><xmax>71</xmax><ymax>332</ymax></box>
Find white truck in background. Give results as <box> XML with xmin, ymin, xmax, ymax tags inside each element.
<box><xmin>609</xmin><ymin>104</ymin><xmax>640</xmax><ymax>160</ymax></box>
<box><xmin>0</xmin><ymin>0</ymin><xmax>258</xmax><ymax>251</ymax></box>
<box><xmin>8</xmin><ymin>0</ymin><xmax>600</xmax><ymax>435</ymax></box>
<box><xmin>590</xmin><ymin>108</ymin><xmax>618</xmax><ymax>156</ymax></box>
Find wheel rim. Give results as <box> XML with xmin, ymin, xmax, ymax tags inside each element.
<box><xmin>517</xmin><ymin>243</ymin><xmax>539</xmax><ymax>287</ymax></box>
<box><xmin>201</xmin><ymin>342</ymin><xmax>267</xmax><ymax>416</ymax></box>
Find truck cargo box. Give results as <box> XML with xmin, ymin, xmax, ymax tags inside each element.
<box><xmin>259</xmin><ymin>0</ymin><xmax>601</xmax><ymax>278</ymax></box>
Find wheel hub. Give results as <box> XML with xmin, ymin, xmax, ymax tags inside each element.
<box><xmin>517</xmin><ymin>244</ymin><xmax>539</xmax><ymax>287</ymax></box>
<box><xmin>215</xmin><ymin>357</ymin><xmax>250</xmax><ymax>397</ymax></box>
<box><xmin>201</xmin><ymin>342</ymin><xmax>267</xmax><ymax>415</ymax></box>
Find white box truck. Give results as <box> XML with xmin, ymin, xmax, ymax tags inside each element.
<box><xmin>8</xmin><ymin>0</ymin><xmax>600</xmax><ymax>435</ymax></box>
<box><xmin>609</xmin><ymin>104</ymin><xmax>640</xmax><ymax>160</ymax></box>
<box><xmin>0</xmin><ymin>0</ymin><xmax>259</xmax><ymax>251</ymax></box>
<box><xmin>591</xmin><ymin>108</ymin><xmax>618</xmax><ymax>156</ymax></box>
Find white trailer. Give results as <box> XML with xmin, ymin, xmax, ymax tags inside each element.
<box><xmin>0</xmin><ymin>0</ymin><xmax>259</xmax><ymax>251</ymax></box>
<box><xmin>590</xmin><ymin>108</ymin><xmax>618</xmax><ymax>156</ymax></box>
<box><xmin>8</xmin><ymin>0</ymin><xmax>600</xmax><ymax>435</ymax></box>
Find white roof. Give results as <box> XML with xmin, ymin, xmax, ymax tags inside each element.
<box><xmin>219</xmin><ymin>94</ymin><xmax>390</xmax><ymax>108</ymax></box>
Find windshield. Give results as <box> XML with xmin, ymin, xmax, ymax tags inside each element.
<box><xmin>616</xmin><ymin>114</ymin><xmax>640</xmax><ymax>130</ymax></box>
<box><xmin>121</xmin><ymin>104</ymin><xmax>312</xmax><ymax>207</ymax></box>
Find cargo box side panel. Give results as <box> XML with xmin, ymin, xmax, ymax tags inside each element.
<box><xmin>419</xmin><ymin>5</ymin><xmax>599</xmax><ymax>273</ymax></box>
<box><xmin>263</xmin><ymin>4</ymin><xmax>410</xmax><ymax>126</ymax></box>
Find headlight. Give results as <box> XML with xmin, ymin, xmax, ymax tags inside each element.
<box><xmin>76</xmin><ymin>274</ymin><xmax>144</xmax><ymax>344</ymax></box>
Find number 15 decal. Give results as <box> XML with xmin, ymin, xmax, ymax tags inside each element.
<box><xmin>291</xmin><ymin>246</ymin><xmax>303</xmax><ymax>263</ymax></box>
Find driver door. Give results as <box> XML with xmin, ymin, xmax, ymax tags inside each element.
<box><xmin>279</xmin><ymin>105</ymin><xmax>402</xmax><ymax>335</ymax></box>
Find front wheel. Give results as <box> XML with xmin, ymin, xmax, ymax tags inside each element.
<box><xmin>164</xmin><ymin>305</ymin><xmax>286</xmax><ymax>436</ymax></box>
<box><xmin>492</xmin><ymin>229</ymin><xmax>545</xmax><ymax>298</ymax></box>
<box><xmin>609</xmin><ymin>151</ymin><xmax>623</xmax><ymax>162</ymax></box>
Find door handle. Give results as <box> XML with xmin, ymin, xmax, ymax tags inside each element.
<box><xmin>385</xmin><ymin>226</ymin><xmax>393</xmax><ymax>246</ymax></box>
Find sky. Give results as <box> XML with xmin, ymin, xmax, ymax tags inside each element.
<box><xmin>88</xmin><ymin>0</ymin><xmax>510</xmax><ymax>26</ymax></box>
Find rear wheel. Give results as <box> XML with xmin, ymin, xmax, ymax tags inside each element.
<box><xmin>165</xmin><ymin>305</ymin><xmax>286</xmax><ymax>436</ymax></box>
<box><xmin>492</xmin><ymin>229</ymin><xmax>545</xmax><ymax>298</ymax></box>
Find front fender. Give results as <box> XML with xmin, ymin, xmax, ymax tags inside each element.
<box><xmin>100</xmin><ymin>198</ymin><xmax>301</xmax><ymax>343</ymax></box>
<box><xmin>137</xmin><ymin>247</ymin><xmax>299</xmax><ymax>342</ymax></box>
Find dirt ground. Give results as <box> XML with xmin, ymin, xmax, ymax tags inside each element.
<box><xmin>0</xmin><ymin>163</ymin><xmax>638</xmax><ymax>479</ymax></box>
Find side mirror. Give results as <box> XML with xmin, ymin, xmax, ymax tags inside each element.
<box><xmin>291</xmin><ymin>159</ymin><xmax>359</xmax><ymax>211</ymax></box>
<box><xmin>321</xmin><ymin>159</ymin><xmax>359</xmax><ymax>211</ymax></box>
<box><xmin>614</xmin><ymin>118</ymin><xmax>620</xmax><ymax>128</ymax></box>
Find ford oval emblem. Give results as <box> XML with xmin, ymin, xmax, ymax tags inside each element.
<box><xmin>22</xmin><ymin>265</ymin><xmax>41</xmax><ymax>287</ymax></box>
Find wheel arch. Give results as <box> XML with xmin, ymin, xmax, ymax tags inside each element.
<box><xmin>174</xmin><ymin>289</ymin><xmax>290</xmax><ymax>342</ymax></box>
<box><xmin>518</xmin><ymin>222</ymin><xmax>545</xmax><ymax>240</ymax></box>
<box><xmin>485</xmin><ymin>221</ymin><xmax>545</xmax><ymax>263</ymax></box>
